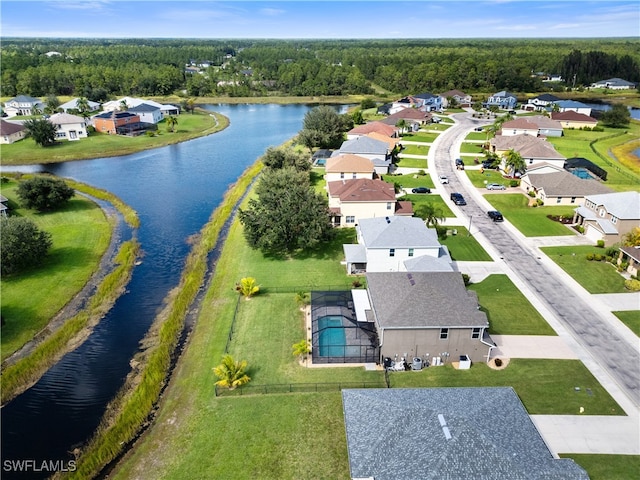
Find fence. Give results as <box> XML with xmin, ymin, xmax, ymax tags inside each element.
<box><xmin>215</xmin><ymin>380</ymin><xmax>387</xmax><ymax>397</ymax></box>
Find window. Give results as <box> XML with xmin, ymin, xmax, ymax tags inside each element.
<box><xmin>599</xmin><ymin>208</ymin><xmax>605</xmax><ymax>217</ymax></box>
<box><xmin>340</xmin><ymin>172</ymin><xmax>345</xmax><ymax>179</ymax></box>
<box><xmin>345</xmin><ymin>216</ymin><xmax>355</xmax><ymax>224</ymax></box>
<box><xmin>408</xmin><ymin>248</ymin><xmax>414</xmax><ymax>257</ymax></box>
<box><xmin>571</xmin><ymin>197</ymin><xmax>576</xmax><ymax>204</ymax></box>
<box><xmin>611</xmin><ymin>216</ymin><xmax>618</xmax><ymax>224</ymax></box>
<box><xmin>389</xmin><ymin>248</ymin><xmax>395</xmax><ymax>257</ymax></box>
<box><xmin>386</xmin><ymin>202</ymin><xmax>392</xmax><ymax>210</ymax></box>
<box><xmin>556</xmin><ymin>197</ymin><xmax>562</xmax><ymax>204</ymax></box>
<box><xmin>440</xmin><ymin>328</ymin><xmax>448</xmax><ymax>339</ymax></box>
<box><xmin>472</xmin><ymin>328</ymin><xmax>481</xmax><ymax>339</ymax></box>
<box><xmin>352</xmin><ymin>173</ymin><xmax>356</xmax><ymax>179</ymax></box>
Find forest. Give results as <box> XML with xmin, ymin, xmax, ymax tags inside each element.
<box><xmin>1</xmin><ymin>37</ymin><xmax>638</xmax><ymax>100</ymax></box>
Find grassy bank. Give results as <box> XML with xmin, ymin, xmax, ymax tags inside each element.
<box><xmin>1</xmin><ymin>109</ymin><xmax>227</xmax><ymax>166</ymax></box>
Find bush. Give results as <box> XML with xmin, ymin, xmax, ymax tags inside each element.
<box><xmin>0</xmin><ymin>217</ymin><xmax>53</xmax><ymax>275</ymax></box>
<box><xmin>624</xmin><ymin>279</ymin><xmax>640</xmax><ymax>291</ymax></box>
<box><xmin>417</xmin><ymin>169</ymin><xmax>426</xmax><ymax>176</ymax></box>
<box><xmin>594</xmin><ymin>253</ymin><xmax>603</xmax><ymax>262</ymax></box>
<box><xmin>596</xmin><ymin>239</ymin><xmax>605</xmax><ymax>248</ymax></box>
<box><xmin>528</xmin><ymin>190</ymin><xmax>536</xmax><ymax>197</ymax></box>
<box><xmin>494</xmin><ymin>358</ymin><xmax>503</xmax><ymax>367</ymax></box>
<box><xmin>618</xmin><ymin>261</ymin><xmax>629</xmax><ymax>272</ymax></box>
<box><xmin>586</xmin><ymin>253</ymin><xmax>594</xmax><ymax>261</ymax></box>
<box><xmin>576</xmin><ymin>225</ymin><xmax>585</xmax><ymax>234</ymax></box>
<box><xmin>536</xmin><ymin>198</ymin><xmax>544</xmax><ymax>206</ymax></box>
<box><xmin>16</xmin><ymin>176</ymin><xmax>74</xmax><ymax>212</ymax></box>
<box><xmin>461</xmin><ymin>273</ymin><xmax>471</xmax><ymax>286</ymax></box>
<box><xmin>510</xmin><ymin>180</ymin><xmax>520</xmax><ymax>187</ymax></box>
<box><xmin>605</xmin><ymin>246</ymin><xmax>619</xmax><ymax>257</ymax></box>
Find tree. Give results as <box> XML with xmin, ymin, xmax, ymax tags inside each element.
<box><xmin>165</xmin><ymin>115</ymin><xmax>178</xmax><ymax>133</ymax></box>
<box><xmin>17</xmin><ymin>176</ymin><xmax>75</xmax><ymax>211</ymax></box>
<box><xmin>420</xmin><ymin>203</ymin><xmax>445</xmax><ymax>228</ymax></box>
<box><xmin>44</xmin><ymin>94</ymin><xmax>61</xmax><ymax>114</ymax></box>
<box><xmin>261</xmin><ymin>146</ymin><xmax>309</xmax><ymax>172</ymax></box>
<box><xmin>292</xmin><ymin>339</ymin><xmax>311</xmax><ymax>364</ymax></box>
<box><xmin>395</xmin><ymin>118</ymin><xmax>408</xmax><ymax>134</ymax></box>
<box><xmin>23</xmin><ymin>118</ymin><xmax>57</xmax><ymax>147</ymax></box>
<box><xmin>600</xmin><ymin>104</ymin><xmax>631</xmax><ymax>128</ymax></box>
<box><xmin>119</xmin><ymin>99</ymin><xmax>129</xmax><ymax>111</ymax></box>
<box><xmin>1</xmin><ymin>217</ymin><xmax>53</xmax><ymax>275</ymax></box>
<box><xmin>296</xmin><ymin>128</ymin><xmax>325</xmax><ymax>155</ymax></box>
<box><xmin>236</xmin><ymin>277</ymin><xmax>260</xmax><ymax>299</ymax></box>
<box><xmin>75</xmin><ymin>97</ymin><xmax>91</xmax><ymax>119</ymax></box>
<box><xmin>622</xmin><ymin>227</ymin><xmax>640</xmax><ymax>247</ymax></box>
<box><xmin>213</xmin><ymin>355</ymin><xmax>250</xmax><ymax>390</ymax></box>
<box><xmin>503</xmin><ymin>149</ymin><xmax>526</xmax><ymax>177</ymax></box>
<box><xmin>239</xmin><ymin>167</ymin><xmax>334</xmax><ymax>255</ymax></box>
<box><xmin>299</xmin><ymin>105</ymin><xmax>351</xmax><ymax>150</ymax></box>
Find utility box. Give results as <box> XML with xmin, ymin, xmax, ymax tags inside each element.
<box><xmin>459</xmin><ymin>355</ymin><xmax>471</xmax><ymax>370</ymax></box>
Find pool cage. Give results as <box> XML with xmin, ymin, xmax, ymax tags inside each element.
<box><xmin>311</xmin><ymin>291</ymin><xmax>379</xmax><ymax>364</ymax></box>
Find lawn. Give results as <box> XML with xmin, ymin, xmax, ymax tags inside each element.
<box><xmin>400</xmin><ymin>143</ymin><xmax>429</xmax><ymax>155</ymax></box>
<box><xmin>0</xmin><ymin>180</ymin><xmax>111</xmax><ymax>360</ymax></box>
<box><xmin>396</xmin><ymin>156</ymin><xmax>429</xmax><ymax>168</ymax></box>
<box><xmin>561</xmin><ymin>454</ymin><xmax>640</xmax><ymax>480</ymax></box>
<box><xmin>400</xmin><ymin>132</ymin><xmax>438</xmax><ymax>143</ymax></box>
<box><xmin>400</xmin><ymin>193</ymin><xmax>455</xmax><ymax>218</ymax></box>
<box><xmin>459</xmin><ymin>142</ymin><xmax>486</xmax><ymax>154</ymax></box>
<box><xmin>485</xmin><ymin>193</ymin><xmax>577</xmax><ymax>236</ymax></box>
<box><xmin>467</xmin><ymin>169</ymin><xmax>512</xmax><ymax>188</ymax></box>
<box><xmin>438</xmin><ymin>226</ymin><xmax>492</xmax><ymax>261</ymax></box>
<box><xmin>381</xmin><ymin>173</ymin><xmax>433</xmax><ymax>189</ymax></box>
<box><xmin>468</xmin><ymin>274</ymin><xmax>556</xmax><ymax>335</ymax></box>
<box><xmin>465</xmin><ymin>132</ymin><xmax>487</xmax><ymax>141</ymax></box>
<box><xmin>613</xmin><ymin>311</ymin><xmax>640</xmax><ymax>337</ymax></box>
<box><xmin>541</xmin><ymin>246</ymin><xmax>628</xmax><ymax>294</ymax></box>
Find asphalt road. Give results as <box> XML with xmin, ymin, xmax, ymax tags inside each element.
<box><xmin>431</xmin><ymin>112</ymin><xmax>640</xmax><ymax>408</ymax></box>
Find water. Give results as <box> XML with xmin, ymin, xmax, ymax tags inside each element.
<box><xmin>0</xmin><ymin>103</ymin><xmax>321</xmax><ymax>478</ymax></box>
<box><xmin>318</xmin><ymin>316</ymin><xmax>346</xmax><ymax>357</ymax></box>
<box><xmin>570</xmin><ymin>168</ymin><xmax>592</xmax><ymax>179</ymax></box>
<box><xmin>580</xmin><ymin>102</ymin><xmax>640</xmax><ymax>120</ymax></box>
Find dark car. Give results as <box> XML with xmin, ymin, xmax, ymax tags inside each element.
<box><xmin>482</xmin><ymin>160</ymin><xmax>497</xmax><ymax>169</ymax></box>
<box><xmin>450</xmin><ymin>192</ymin><xmax>466</xmax><ymax>206</ymax></box>
<box><xmin>455</xmin><ymin>158</ymin><xmax>464</xmax><ymax>170</ymax></box>
<box><xmin>474</xmin><ymin>126</ymin><xmax>483</xmax><ymax>131</ymax></box>
<box><xmin>411</xmin><ymin>187</ymin><xmax>431</xmax><ymax>194</ymax></box>
<box><xmin>488</xmin><ymin>210</ymin><xmax>504</xmax><ymax>222</ymax></box>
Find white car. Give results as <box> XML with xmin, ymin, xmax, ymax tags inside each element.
<box><xmin>486</xmin><ymin>183</ymin><xmax>506</xmax><ymax>190</ymax></box>
<box><xmin>439</xmin><ymin>175</ymin><xmax>449</xmax><ymax>184</ymax></box>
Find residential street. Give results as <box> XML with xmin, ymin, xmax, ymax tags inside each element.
<box><xmin>425</xmin><ymin>112</ymin><xmax>640</xmax><ymax>453</ymax></box>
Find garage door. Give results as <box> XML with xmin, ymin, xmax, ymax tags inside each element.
<box><xmin>585</xmin><ymin>224</ymin><xmax>603</xmax><ymax>243</ymax></box>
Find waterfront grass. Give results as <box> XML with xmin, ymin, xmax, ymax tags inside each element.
<box><xmin>560</xmin><ymin>454</ymin><xmax>640</xmax><ymax>480</ymax></box>
<box><xmin>541</xmin><ymin>246</ymin><xmax>628</xmax><ymax>294</ymax></box>
<box><xmin>0</xmin><ymin>180</ymin><xmax>111</xmax><ymax>361</ymax></box>
<box><xmin>1</xmin><ymin>110</ymin><xmax>226</xmax><ymax>165</ymax></box>
<box><xmin>438</xmin><ymin>226</ymin><xmax>492</xmax><ymax>261</ymax></box>
<box><xmin>613</xmin><ymin>311</ymin><xmax>640</xmax><ymax>337</ymax></box>
<box><xmin>485</xmin><ymin>193</ymin><xmax>576</xmax><ymax>236</ymax></box>
<box><xmin>468</xmin><ymin>274</ymin><xmax>556</xmax><ymax>335</ymax></box>
<box><xmin>1</xmin><ymin>240</ymin><xmax>139</xmax><ymax>404</ymax></box>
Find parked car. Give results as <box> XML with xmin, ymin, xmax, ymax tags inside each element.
<box><xmin>482</xmin><ymin>160</ymin><xmax>498</xmax><ymax>169</ymax></box>
<box><xmin>486</xmin><ymin>183</ymin><xmax>506</xmax><ymax>190</ymax></box>
<box><xmin>488</xmin><ymin>210</ymin><xmax>504</xmax><ymax>222</ymax></box>
<box><xmin>450</xmin><ymin>192</ymin><xmax>466</xmax><ymax>205</ymax></box>
<box><xmin>439</xmin><ymin>175</ymin><xmax>449</xmax><ymax>184</ymax></box>
<box><xmin>474</xmin><ymin>126</ymin><xmax>483</xmax><ymax>132</ymax></box>
<box><xmin>455</xmin><ymin>158</ymin><xmax>464</xmax><ymax>170</ymax></box>
<box><xmin>412</xmin><ymin>187</ymin><xmax>431</xmax><ymax>194</ymax></box>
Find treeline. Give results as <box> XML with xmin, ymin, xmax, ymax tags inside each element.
<box><xmin>2</xmin><ymin>38</ymin><xmax>638</xmax><ymax>100</ymax></box>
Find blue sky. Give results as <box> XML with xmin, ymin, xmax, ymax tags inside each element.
<box><xmin>1</xmin><ymin>1</ymin><xmax>639</xmax><ymax>39</ymax></box>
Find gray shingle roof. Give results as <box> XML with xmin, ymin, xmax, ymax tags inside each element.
<box><xmin>339</xmin><ymin>136</ymin><xmax>389</xmax><ymax>155</ymax></box>
<box><xmin>358</xmin><ymin>216</ymin><xmax>440</xmax><ymax>249</ymax></box>
<box><xmin>585</xmin><ymin>191</ymin><xmax>640</xmax><ymax>220</ymax></box>
<box><xmin>342</xmin><ymin>387</ymin><xmax>589</xmax><ymax>480</ymax></box>
<box><xmin>526</xmin><ymin>171</ymin><xmax>612</xmax><ymax>196</ymax></box>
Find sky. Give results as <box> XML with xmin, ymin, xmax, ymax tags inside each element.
<box><xmin>1</xmin><ymin>0</ymin><xmax>639</xmax><ymax>39</ymax></box>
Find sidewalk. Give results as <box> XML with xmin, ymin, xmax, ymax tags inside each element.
<box><xmin>491</xmin><ymin>335</ymin><xmax>579</xmax><ymax>359</ymax></box>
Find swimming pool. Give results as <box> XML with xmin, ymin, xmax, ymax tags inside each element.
<box><xmin>570</xmin><ymin>168</ymin><xmax>591</xmax><ymax>179</ymax></box>
<box><xmin>318</xmin><ymin>316</ymin><xmax>346</xmax><ymax>357</ymax></box>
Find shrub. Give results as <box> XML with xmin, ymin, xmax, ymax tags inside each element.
<box><xmin>576</xmin><ymin>225</ymin><xmax>585</xmax><ymax>234</ymax></box>
<box><xmin>461</xmin><ymin>273</ymin><xmax>471</xmax><ymax>286</ymax></box>
<box><xmin>145</xmin><ymin>131</ymin><xmax>156</xmax><ymax>137</ymax></box>
<box><xmin>618</xmin><ymin>262</ymin><xmax>629</xmax><ymax>272</ymax></box>
<box><xmin>352</xmin><ymin>279</ymin><xmax>362</xmax><ymax>288</ymax></box>
<box><xmin>624</xmin><ymin>279</ymin><xmax>640</xmax><ymax>291</ymax></box>
<box><xmin>596</xmin><ymin>239</ymin><xmax>605</xmax><ymax>248</ymax></box>
<box><xmin>417</xmin><ymin>169</ymin><xmax>426</xmax><ymax>176</ymax></box>
<box><xmin>494</xmin><ymin>358</ymin><xmax>503</xmax><ymax>367</ymax></box>
<box><xmin>0</xmin><ymin>217</ymin><xmax>53</xmax><ymax>275</ymax></box>
<box><xmin>536</xmin><ymin>198</ymin><xmax>544</xmax><ymax>206</ymax></box>
<box><xmin>594</xmin><ymin>253</ymin><xmax>603</xmax><ymax>262</ymax></box>
<box><xmin>586</xmin><ymin>253</ymin><xmax>594</xmax><ymax>261</ymax></box>
<box><xmin>605</xmin><ymin>246</ymin><xmax>619</xmax><ymax>257</ymax></box>
<box><xmin>510</xmin><ymin>180</ymin><xmax>520</xmax><ymax>187</ymax></box>
<box><xmin>528</xmin><ymin>190</ymin><xmax>536</xmax><ymax>197</ymax></box>
<box><xmin>606</xmin><ymin>256</ymin><xmax>613</xmax><ymax>263</ymax></box>
<box><xmin>16</xmin><ymin>176</ymin><xmax>74</xmax><ymax>212</ymax></box>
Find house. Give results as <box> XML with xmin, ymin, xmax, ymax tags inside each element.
<box><xmin>379</xmin><ymin>108</ymin><xmax>433</xmax><ymax>131</ymax></box>
<box><xmin>324</xmin><ymin>154</ymin><xmax>375</xmax><ymax>182</ymax></box>
<box><xmin>102</xmin><ymin>97</ymin><xmax>179</xmax><ymax>117</ymax></box>
<box><xmin>336</xmin><ymin>136</ymin><xmax>392</xmax><ymax>174</ymax></box>
<box><xmin>327</xmin><ymin>178</ymin><xmax>412</xmax><ymax>227</ymax></box>
<box><xmin>439</xmin><ymin>89</ymin><xmax>472</xmax><ymax>108</ymax></box>
<box><xmin>490</xmin><ymin>134</ymin><xmax>566</xmax><ymax>171</ymax></box>
<box><xmin>59</xmin><ymin>98</ymin><xmax>101</xmax><ymax>114</ymax></box>
<box><xmin>554</xmin><ymin>100</ymin><xmax>592</xmax><ymax>116</ymax></box>
<box><xmin>364</xmin><ymin>271</ymin><xmax>494</xmax><ymax>363</ymax></box>
<box><xmin>573</xmin><ymin>191</ymin><xmax>640</xmax><ymax>246</ymax></box>
<box><xmin>3</xmin><ymin>95</ymin><xmax>44</xmax><ymax>117</ymax></box>
<box><xmin>346</xmin><ymin>121</ymin><xmax>398</xmax><ymax>140</ymax></box>
<box><xmin>501</xmin><ymin>116</ymin><xmax>563</xmax><ymax>137</ymax></box>
<box><xmin>48</xmin><ymin>112</ymin><xmax>88</xmax><ymax>141</ymax></box>
<box><xmin>523</xmin><ymin>93</ymin><xmax>560</xmax><ymax>111</ymax></box>
<box><xmin>341</xmin><ymin>387</ymin><xmax>589</xmax><ymax>480</ymax></box>
<box><xmin>128</xmin><ymin>103</ymin><xmax>163</xmax><ymax>124</ymax></box>
<box><xmin>551</xmin><ymin>110</ymin><xmax>598</xmax><ymax>129</ymax></box>
<box><xmin>414</xmin><ymin>92</ymin><xmax>442</xmax><ymax>112</ymax></box>
<box><xmin>342</xmin><ymin>216</ymin><xmax>452</xmax><ymax>274</ymax></box>
<box><xmin>591</xmin><ymin>78</ymin><xmax>636</xmax><ymax>90</ymax></box>
<box><xmin>618</xmin><ymin>246</ymin><xmax>640</xmax><ymax>277</ymax></box>
<box><xmin>520</xmin><ymin>170</ymin><xmax>612</xmax><ymax>206</ymax></box>
<box><xmin>485</xmin><ymin>91</ymin><xmax>517</xmax><ymax>110</ymax></box>
<box><xmin>0</xmin><ymin>119</ymin><xmax>26</xmax><ymax>144</ymax></box>
<box><xmin>92</xmin><ymin>111</ymin><xmax>142</xmax><ymax>135</ymax></box>
<box><xmin>366</xmin><ymin>132</ymin><xmax>400</xmax><ymax>153</ymax></box>
<box><xmin>389</xmin><ymin>96</ymin><xmax>423</xmax><ymax>114</ymax></box>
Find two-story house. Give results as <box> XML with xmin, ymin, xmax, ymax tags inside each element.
<box><xmin>342</xmin><ymin>216</ymin><xmax>453</xmax><ymax>274</ymax></box>
<box><xmin>128</xmin><ymin>103</ymin><xmax>163</xmax><ymax>124</ymax></box>
<box><xmin>336</xmin><ymin>136</ymin><xmax>393</xmax><ymax>174</ymax></box>
<box><xmin>48</xmin><ymin>112</ymin><xmax>88</xmax><ymax>141</ymax></box>
<box><xmin>484</xmin><ymin>91</ymin><xmax>517</xmax><ymax>110</ymax></box>
<box><xmin>93</xmin><ymin>111</ymin><xmax>142</xmax><ymax>135</ymax></box>
<box><xmin>573</xmin><ymin>191</ymin><xmax>640</xmax><ymax>246</ymax></box>
<box><xmin>439</xmin><ymin>89</ymin><xmax>472</xmax><ymax>108</ymax></box>
<box><xmin>3</xmin><ymin>95</ymin><xmax>45</xmax><ymax>117</ymax></box>
<box><xmin>523</xmin><ymin>93</ymin><xmax>561</xmax><ymax>112</ymax></box>
<box><xmin>325</xmin><ymin>154</ymin><xmax>375</xmax><ymax>183</ymax></box>
<box><xmin>414</xmin><ymin>92</ymin><xmax>443</xmax><ymax>112</ymax></box>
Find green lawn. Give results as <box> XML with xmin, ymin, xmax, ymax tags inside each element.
<box><xmin>561</xmin><ymin>454</ymin><xmax>640</xmax><ymax>480</ymax></box>
<box><xmin>460</xmin><ymin>142</ymin><xmax>486</xmax><ymax>154</ymax></box>
<box><xmin>466</xmin><ymin>132</ymin><xmax>487</xmax><ymax>141</ymax></box>
<box><xmin>400</xmin><ymin>194</ymin><xmax>455</xmax><ymax>218</ymax></box>
<box><xmin>400</xmin><ymin>132</ymin><xmax>438</xmax><ymax>143</ymax></box>
<box><xmin>613</xmin><ymin>311</ymin><xmax>640</xmax><ymax>336</ymax></box>
<box><xmin>401</xmin><ymin>144</ymin><xmax>430</xmax><ymax>155</ymax></box>
<box><xmin>467</xmin><ymin>169</ymin><xmax>512</xmax><ymax>188</ymax></box>
<box><xmin>0</xmin><ymin>181</ymin><xmax>111</xmax><ymax>360</ymax></box>
<box><xmin>541</xmin><ymin>246</ymin><xmax>628</xmax><ymax>294</ymax></box>
<box><xmin>381</xmin><ymin>173</ymin><xmax>433</xmax><ymax>189</ymax></box>
<box><xmin>396</xmin><ymin>156</ymin><xmax>429</xmax><ymax>168</ymax></box>
<box><xmin>468</xmin><ymin>274</ymin><xmax>556</xmax><ymax>335</ymax></box>
<box><xmin>438</xmin><ymin>226</ymin><xmax>492</xmax><ymax>261</ymax></box>
<box><xmin>485</xmin><ymin>193</ymin><xmax>577</xmax><ymax>236</ymax></box>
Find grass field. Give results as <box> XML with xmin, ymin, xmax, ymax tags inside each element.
<box><xmin>438</xmin><ymin>226</ymin><xmax>492</xmax><ymax>261</ymax></box>
<box><xmin>460</xmin><ymin>142</ymin><xmax>486</xmax><ymax>154</ymax></box>
<box><xmin>399</xmin><ymin>193</ymin><xmax>455</xmax><ymax>218</ymax></box>
<box><xmin>560</xmin><ymin>454</ymin><xmax>640</xmax><ymax>480</ymax></box>
<box><xmin>396</xmin><ymin>156</ymin><xmax>429</xmax><ymax>168</ymax></box>
<box><xmin>541</xmin><ymin>246</ymin><xmax>628</xmax><ymax>294</ymax></box>
<box><xmin>485</xmin><ymin>193</ymin><xmax>577</xmax><ymax>236</ymax></box>
<box><xmin>612</xmin><ymin>311</ymin><xmax>640</xmax><ymax>337</ymax></box>
<box><xmin>382</xmin><ymin>173</ymin><xmax>433</xmax><ymax>189</ymax></box>
<box><xmin>466</xmin><ymin>169</ymin><xmax>512</xmax><ymax>188</ymax></box>
<box><xmin>0</xmin><ymin>180</ymin><xmax>111</xmax><ymax>360</ymax></box>
<box><xmin>400</xmin><ymin>132</ymin><xmax>438</xmax><ymax>143</ymax></box>
<box><xmin>400</xmin><ymin>144</ymin><xmax>429</xmax><ymax>155</ymax></box>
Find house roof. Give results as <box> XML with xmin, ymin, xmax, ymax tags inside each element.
<box><xmin>366</xmin><ymin>271</ymin><xmax>487</xmax><ymax>328</ymax></box>
<box><xmin>128</xmin><ymin>102</ymin><xmax>161</xmax><ymax>113</ymax></box>
<box><xmin>327</xmin><ymin>178</ymin><xmax>396</xmax><ymax>203</ymax></box>
<box><xmin>94</xmin><ymin>111</ymin><xmax>139</xmax><ymax>120</ymax></box>
<box><xmin>503</xmin><ymin>116</ymin><xmax>562</xmax><ymax>131</ymax></box>
<box><xmin>535</xmin><ymin>93</ymin><xmax>560</xmax><ymax>102</ymax></box>
<box><xmin>525</xmin><ymin>171</ymin><xmax>612</xmax><ymax>196</ymax></box>
<box><xmin>593</xmin><ymin>77</ymin><xmax>636</xmax><ymax>87</ymax></box>
<box><xmin>348</xmin><ymin>121</ymin><xmax>397</xmax><ymax>137</ymax></box>
<box><xmin>325</xmin><ymin>154</ymin><xmax>375</xmax><ymax>174</ymax></box>
<box><xmin>491</xmin><ymin>90</ymin><xmax>517</xmax><ymax>99</ymax></box>
<box><xmin>342</xmin><ymin>387</ymin><xmax>589</xmax><ymax>480</ymax></box>
<box><xmin>6</xmin><ymin>95</ymin><xmax>41</xmax><ymax>104</ymax></box>
<box><xmin>491</xmin><ymin>134</ymin><xmax>565</xmax><ymax>160</ymax></box>
<box><xmin>358</xmin><ymin>216</ymin><xmax>441</xmax><ymax>249</ymax></box>
<box><xmin>59</xmin><ymin>98</ymin><xmax>100</xmax><ymax>110</ymax></box>
<box><xmin>518</xmin><ymin>140</ymin><xmax>565</xmax><ymax>161</ymax></box>
<box><xmin>338</xmin><ymin>136</ymin><xmax>389</xmax><ymax>156</ymax></box>
<box><xmin>551</xmin><ymin>111</ymin><xmax>597</xmax><ymax>123</ymax></box>
<box><xmin>366</xmin><ymin>132</ymin><xmax>399</xmax><ymax>149</ymax></box>
<box><xmin>620</xmin><ymin>245</ymin><xmax>640</xmax><ymax>262</ymax></box>
<box><xmin>440</xmin><ymin>89</ymin><xmax>468</xmax><ymax>98</ymax></box>
<box><xmin>384</xmin><ymin>108</ymin><xmax>432</xmax><ymax>122</ymax></box>
<box><xmin>49</xmin><ymin>112</ymin><xmax>85</xmax><ymax>124</ymax></box>
<box><xmin>501</xmin><ymin>118</ymin><xmax>540</xmax><ymax>131</ymax></box>
<box><xmin>0</xmin><ymin>119</ymin><xmax>25</xmax><ymax>135</ymax></box>
<box><xmin>414</xmin><ymin>92</ymin><xmax>438</xmax><ymax>100</ymax></box>
<box><xmin>403</xmin><ymin>248</ymin><xmax>454</xmax><ymax>272</ymax></box>
<box><xmin>395</xmin><ymin>200</ymin><xmax>413</xmax><ymax>216</ymax></box>
<box><xmin>584</xmin><ymin>191</ymin><xmax>640</xmax><ymax>220</ymax></box>
<box><xmin>555</xmin><ymin>100</ymin><xmax>589</xmax><ymax>109</ymax></box>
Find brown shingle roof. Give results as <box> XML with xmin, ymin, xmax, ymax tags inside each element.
<box><xmin>328</xmin><ymin>178</ymin><xmax>396</xmax><ymax>202</ymax></box>
<box><xmin>0</xmin><ymin>119</ymin><xmax>25</xmax><ymax>135</ymax></box>
<box><xmin>348</xmin><ymin>121</ymin><xmax>397</xmax><ymax>137</ymax></box>
<box><xmin>551</xmin><ymin>111</ymin><xmax>597</xmax><ymax>123</ymax></box>
<box><xmin>325</xmin><ymin>154</ymin><xmax>375</xmax><ymax>174</ymax></box>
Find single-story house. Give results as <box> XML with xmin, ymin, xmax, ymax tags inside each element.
<box><xmin>128</xmin><ymin>102</ymin><xmax>163</xmax><ymax>124</ymax></box>
<box><xmin>554</xmin><ymin>100</ymin><xmax>592</xmax><ymax>117</ymax></box>
<box><xmin>574</xmin><ymin>191</ymin><xmax>640</xmax><ymax>246</ymax></box>
<box><xmin>327</xmin><ymin>178</ymin><xmax>412</xmax><ymax>227</ymax></box>
<box><xmin>3</xmin><ymin>95</ymin><xmax>45</xmax><ymax>117</ymax></box>
<box><xmin>342</xmin><ymin>387</ymin><xmax>589</xmax><ymax>480</ymax></box>
<box><xmin>325</xmin><ymin>154</ymin><xmax>375</xmax><ymax>182</ymax></box>
<box><xmin>59</xmin><ymin>98</ymin><xmax>101</xmax><ymax>114</ymax></box>
<box><xmin>591</xmin><ymin>78</ymin><xmax>636</xmax><ymax>90</ymax></box>
<box><xmin>523</xmin><ymin>93</ymin><xmax>560</xmax><ymax>111</ymax></box>
<box><xmin>484</xmin><ymin>91</ymin><xmax>517</xmax><ymax>110</ymax></box>
<box><xmin>414</xmin><ymin>92</ymin><xmax>442</xmax><ymax>112</ymax></box>
<box><xmin>439</xmin><ymin>89</ymin><xmax>472</xmax><ymax>108</ymax></box>
<box><xmin>551</xmin><ymin>110</ymin><xmax>598</xmax><ymax>129</ymax></box>
<box><xmin>343</xmin><ymin>216</ymin><xmax>453</xmax><ymax>274</ymax></box>
<box><xmin>92</xmin><ymin>111</ymin><xmax>143</xmax><ymax>135</ymax></box>
<box><xmin>0</xmin><ymin>119</ymin><xmax>26</xmax><ymax>144</ymax></box>
<box><xmin>618</xmin><ymin>246</ymin><xmax>640</xmax><ymax>277</ymax></box>
<box><xmin>521</xmin><ymin>170</ymin><xmax>613</xmax><ymax>206</ymax></box>
<box><xmin>336</xmin><ymin>136</ymin><xmax>392</xmax><ymax>174</ymax></box>
<box><xmin>346</xmin><ymin>121</ymin><xmax>398</xmax><ymax>139</ymax></box>
<box><xmin>501</xmin><ymin>115</ymin><xmax>563</xmax><ymax>137</ymax></box>
<box><xmin>490</xmin><ymin>134</ymin><xmax>566</xmax><ymax>171</ymax></box>
<box><xmin>364</xmin><ymin>271</ymin><xmax>494</xmax><ymax>363</ymax></box>
<box><xmin>48</xmin><ymin>112</ymin><xmax>88</xmax><ymax>141</ymax></box>
<box><xmin>379</xmin><ymin>108</ymin><xmax>432</xmax><ymax>131</ymax></box>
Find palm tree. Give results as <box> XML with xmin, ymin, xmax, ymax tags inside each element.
<box><xmin>213</xmin><ymin>355</ymin><xmax>250</xmax><ymax>390</ymax></box>
<box><xmin>165</xmin><ymin>115</ymin><xmax>178</xmax><ymax>133</ymax></box>
<box><xmin>76</xmin><ymin>97</ymin><xmax>91</xmax><ymax>119</ymax></box>
<box><xmin>395</xmin><ymin>118</ymin><xmax>408</xmax><ymax>135</ymax></box>
<box><xmin>119</xmin><ymin>99</ymin><xmax>128</xmax><ymax>112</ymax></box>
<box><xmin>236</xmin><ymin>277</ymin><xmax>259</xmax><ymax>299</ymax></box>
<box><xmin>504</xmin><ymin>149</ymin><xmax>526</xmax><ymax>178</ymax></box>
<box><xmin>294</xmin><ymin>291</ymin><xmax>309</xmax><ymax>310</ymax></box>
<box><xmin>292</xmin><ymin>339</ymin><xmax>311</xmax><ymax>365</ymax></box>
<box><xmin>422</xmin><ymin>203</ymin><xmax>445</xmax><ymax>228</ymax></box>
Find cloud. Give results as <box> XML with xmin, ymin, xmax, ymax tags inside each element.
<box><xmin>43</xmin><ymin>0</ymin><xmax>112</xmax><ymax>11</ymax></box>
<box><xmin>260</xmin><ymin>8</ymin><xmax>285</xmax><ymax>16</ymax></box>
